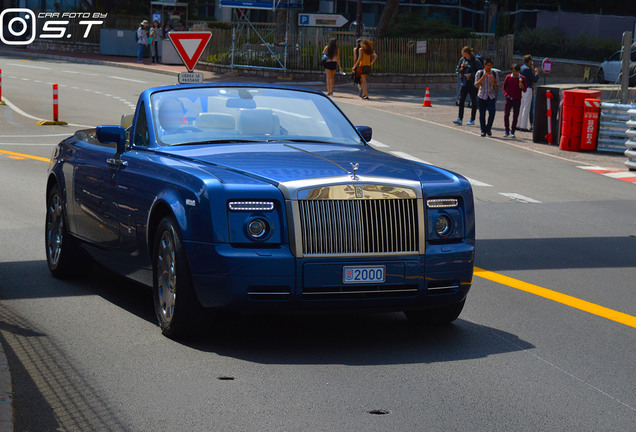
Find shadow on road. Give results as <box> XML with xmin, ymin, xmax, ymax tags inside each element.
<box><xmin>1</xmin><ymin>260</ymin><xmax>534</xmax><ymax>367</ymax></box>
<box><xmin>476</xmin><ymin>236</ymin><xmax>636</xmax><ymax>271</ymax></box>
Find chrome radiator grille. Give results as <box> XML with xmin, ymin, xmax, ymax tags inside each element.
<box><xmin>298</xmin><ymin>199</ymin><xmax>419</xmax><ymax>255</ymax></box>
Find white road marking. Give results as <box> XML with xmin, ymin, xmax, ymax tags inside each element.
<box><xmin>62</xmin><ymin>70</ymin><xmax>80</xmax><ymax>74</ymax></box>
<box><xmin>499</xmin><ymin>193</ymin><xmax>542</xmax><ymax>204</ymax></box>
<box><xmin>8</xmin><ymin>63</ymin><xmax>50</xmax><ymax>70</ymax></box>
<box><xmin>0</xmin><ymin>133</ymin><xmax>72</xmax><ymax>138</ymax></box>
<box><xmin>577</xmin><ymin>166</ymin><xmax>607</xmax><ymax>171</ymax></box>
<box><xmin>368</xmin><ymin>139</ymin><xmax>389</xmax><ymax>147</ymax></box>
<box><xmin>389</xmin><ymin>151</ymin><xmax>431</xmax><ymax>164</ymax></box>
<box><xmin>109</xmin><ymin>76</ymin><xmax>147</xmax><ymax>83</ymax></box>
<box><xmin>1</xmin><ymin>97</ymin><xmax>93</xmax><ymax>128</ymax></box>
<box><xmin>606</xmin><ymin>171</ymin><xmax>636</xmax><ymax>179</ymax></box>
<box><xmin>464</xmin><ymin>177</ymin><xmax>493</xmax><ymax>187</ymax></box>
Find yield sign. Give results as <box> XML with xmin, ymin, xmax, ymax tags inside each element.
<box><xmin>169</xmin><ymin>31</ymin><xmax>212</xmax><ymax>72</ymax></box>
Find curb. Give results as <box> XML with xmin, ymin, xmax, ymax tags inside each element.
<box><xmin>0</xmin><ymin>340</ymin><xmax>12</xmax><ymax>432</ymax></box>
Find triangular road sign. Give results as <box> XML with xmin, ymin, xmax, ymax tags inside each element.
<box><xmin>169</xmin><ymin>32</ymin><xmax>212</xmax><ymax>72</ymax></box>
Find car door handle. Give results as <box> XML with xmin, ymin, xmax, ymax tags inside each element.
<box><xmin>106</xmin><ymin>158</ymin><xmax>128</xmax><ymax>168</ymax></box>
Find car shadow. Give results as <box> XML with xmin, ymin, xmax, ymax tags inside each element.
<box><xmin>181</xmin><ymin>311</ymin><xmax>534</xmax><ymax>366</ymax></box>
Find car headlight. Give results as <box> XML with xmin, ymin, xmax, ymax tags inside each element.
<box><xmin>247</xmin><ymin>218</ymin><xmax>269</xmax><ymax>239</ymax></box>
<box><xmin>434</xmin><ymin>215</ymin><xmax>452</xmax><ymax>237</ymax></box>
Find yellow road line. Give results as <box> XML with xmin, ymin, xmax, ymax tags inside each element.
<box><xmin>474</xmin><ymin>267</ymin><xmax>636</xmax><ymax>328</ymax></box>
<box><xmin>0</xmin><ymin>149</ymin><xmax>50</xmax><ymax>162</ymax></box>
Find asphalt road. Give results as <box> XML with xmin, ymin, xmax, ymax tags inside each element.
<box><xmin>0</xmin><ymin>55</ymin><xmax>634</xmax><ymax>431</ymax></box>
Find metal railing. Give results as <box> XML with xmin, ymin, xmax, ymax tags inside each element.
<box><xmin>598</xmin><ymin>103</ymin><xmax>635</xmax><ymax>153</ymax></box>
<box><xmin>626</xmin><ymin>109</ymin><xmax>636</xmax><ymax>170</ymax></box>
<box><xmin>201</xmin><ymin>25</ymin><xmax>514</xmax><ymax>74</ymax></box>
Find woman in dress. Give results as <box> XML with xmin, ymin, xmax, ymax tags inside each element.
<box><xmin>352</xmin><ymin>39</ymin><xmax>377</xmax><ymax>99</ymax></box>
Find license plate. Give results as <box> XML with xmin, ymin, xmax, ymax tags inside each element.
<box><xmin>343</xmin><ymin>265</ymin><xmax>385</xmax><ymax>284</ymax></box>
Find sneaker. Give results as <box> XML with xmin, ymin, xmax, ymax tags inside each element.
<box><xmin>504</xmin><ymin>132</ymin><xmax>509</xmax><ymax>138</ymax></box>
<box><xmin>467</xmin><ymin>119</ymin><xmax>475</xmax><ymax>125</ymax></box>
<box><xmin>481</xmin><ymin>132</ymin><xmax>486</xmax><ymax>137</ymax></box>
<box><xmin>511</xmin><ymin>133</ymin><xmax>516</xmax><ymax>138</ymax></box>
<box><xmin>453</xmin><ymin>118</ymin><xmax>462</xmax><ymax>125</ymax></box>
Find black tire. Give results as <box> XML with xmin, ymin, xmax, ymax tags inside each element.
<box><xmin>45</xmin><ymin>184</ymin><xmax>79</xmax><ymax>279</ymax></box>
<box><xmin>152</xmin><ymin>215</ymin><xmax>201</xmax><ymax>338</ymax></box>
<box><xmin>404</xmin><ymin>299</ymin><xmax>466</xmax><ymax>325</ymax></box>
<box><xmin>597</xmin><ymin>68</ymin><xmax>606</xmax><ymax>84</ymax></box>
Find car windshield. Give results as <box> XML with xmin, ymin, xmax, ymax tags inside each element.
<box><xmin>150</xmin><ymin>87</ymin><xmax>364</xmax><ymax>146</ymax></box>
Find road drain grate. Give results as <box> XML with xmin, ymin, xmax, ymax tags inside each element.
<box><xmin>217</xmin><ymin>376</ymin><xmax>235</xmax><ymax>381</ymax></box>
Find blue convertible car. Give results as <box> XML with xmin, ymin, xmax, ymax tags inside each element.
<box><xmin>45</xmin><ymin>84</ymin><xmax>475</xmax><ymax>338</ymax></box>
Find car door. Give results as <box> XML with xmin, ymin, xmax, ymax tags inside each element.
<box><xmin>114</xmin><ymin>102</ymin><xmax>156</xmax><ymax>273</ymax></box>
<box><xmin>72</xmin><ymin>139</ymin><xmax>121</xmax><ymax>248</ymax></box>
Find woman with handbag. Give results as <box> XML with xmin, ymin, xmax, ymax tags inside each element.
<box><xmin>322</xmin><ymin>38</ymin><xmax>343</xmax><ymax>96</ymax></box>
<box><xmin>352</xmin><ymin>39</ymin><xmax>377</xmax><ymax>99</ymax></box>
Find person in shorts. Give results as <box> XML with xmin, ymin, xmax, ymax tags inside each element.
<box><xmin>352</xmin><ymin>39</ymin><xmax>377</xmax><ymax>99</ymax></box>
<box><xmin>322</xmin><ymin>38</ymin><xmax>343</xmax><ymax>96</ymax></box>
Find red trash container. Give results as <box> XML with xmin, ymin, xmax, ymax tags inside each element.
<box><xmin>559</xmin><ymin>89</ymin><xmax>601</xmax><ymax>152</ymax></box>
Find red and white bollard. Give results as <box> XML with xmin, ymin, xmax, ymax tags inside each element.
<box><xmin>0</xmin><ymin>68</ymin><xmax>5</xmax><ymax>105</ymax></box>
<box><xmin>53</xmin><ymin>83</ymin><xmax>59</xmax><ymax>122</ymax></box>
<box><xmin>37</xmin><ymin>83</ymin><xmax>67</xmax><ymax>125</ymax></box>
<box><xmin>545</xmin><ymin>90</ymin><xmax>553</xmax><ymax>144</ymax></box>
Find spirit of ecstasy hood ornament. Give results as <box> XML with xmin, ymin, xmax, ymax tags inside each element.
<box><xmin>349</xmin><ymin>163</ymin><xmax>359</xmax><ymax>180</ymax></box>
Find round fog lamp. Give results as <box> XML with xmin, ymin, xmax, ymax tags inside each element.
<box><xmin>247</xmin><ymin>218</ymin><xmax>268</xmax><ymax>239</ymax></box>
<box><xmin>434</xmin><ymin>215</ymin><xmax>452</xmax><ymax>237</ymax></box>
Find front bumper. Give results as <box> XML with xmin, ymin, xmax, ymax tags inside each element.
<box><xmin>185</xmin><ymin>241</ymin><xmax>474</xmax><ymax>311</ymax></box>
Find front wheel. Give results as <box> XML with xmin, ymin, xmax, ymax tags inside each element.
<box><xmin>597</xmin><ymin>68</ymin><xmax>606</xmax><ymax>84</ymax></box>
<box><xmin>153</xmin><ymin>215</ymin><xmax>201</xmax><ymax>338</ymax></box>
<box><xmin>404</xmin><ymin>300</ymin><xmax>466</xmax><ymax>325</ymax></box>
<box><xmin>45</xmin><ymin>184</ymin><xmax>79</xmax><ymax>278</ymax></box>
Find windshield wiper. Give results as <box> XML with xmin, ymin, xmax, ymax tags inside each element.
<box><xmin>266</xmin><ymin>138</ymin><xmax>333</xmax><ymax>144</ymax></box>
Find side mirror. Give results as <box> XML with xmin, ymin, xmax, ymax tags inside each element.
<box><xmin>356</xmin><ymin>126</ymin><xmax>372</xmax><ymax>142</ymax></box>
<box><xmin>97</xmin><ymin>125</ymin><xmax>126</xmax><ymax>154</ymax></box>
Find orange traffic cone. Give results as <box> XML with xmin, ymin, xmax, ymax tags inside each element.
<box><xmin>422</xmin><ymin>87</ymin><xmax>432</xmax><ymax>107</ymax></box>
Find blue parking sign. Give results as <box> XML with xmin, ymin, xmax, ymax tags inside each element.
<box><xmin>299</xmin><ymin>14</ymin><xmax>309</xmax><ymax>25</ymax></box>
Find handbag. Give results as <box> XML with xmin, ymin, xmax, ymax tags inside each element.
<box><xmin>320</xmin><ymin>53</ymin><xmax>328</xmax><ymax>67</ymax></box>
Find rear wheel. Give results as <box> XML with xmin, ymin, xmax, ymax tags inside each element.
<box><xmin>45</xmin><ymin>184</ymin><xmax>79</xmax><ymax>278</ymax></box>
<box><xmin>404</xmin><ymin>299</ymin><xmax>465</xmax><ymax>325</ymax></box>
<box><xmin>152</xmin><ymin>215</ymin><xmax>201</xmax><ymax>338</ymax></box>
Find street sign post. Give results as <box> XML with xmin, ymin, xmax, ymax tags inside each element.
<box><xmin>542</xmin><ymin>58</ymin><xmax>552</xmax><ymax>84</ymax></box>
<box><xmin>298</xmin><ymin>13</ymin><xmax>347</xmax><ymax>27</ymax></box>
<box><xmin>169</xmin><ymin>31</ymin><xmax>212</xmax><ymax>73</ymax></box>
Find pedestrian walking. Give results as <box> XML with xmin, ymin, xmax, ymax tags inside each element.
<box><xmin>519</xmin><ymin>55</ymin><xmax>540</xmax><ymax>131</ymax></box>
<box><xmin>322</xmin><ymin>38</ymin><xmax>343</xmax><ymax>96</ymax></box>
<box><xmin>474</xmin><ymin>58</ymin><xmax>500</xmax><ymax>137</ymax></box>
<box><xmin>352</xmin><ymin>39</ymin><xmax>363</xmax><ymax>97</ymax></box>
<box><xmin>502</xmin><ymin>63</ymin><xmax>527</xmax><ymax>138</ymax></box>
<box><xmin>149</xmin><ymin>20</ymin><xmax>161</xmax><ymax>64</ymax></box>
<box><xmin>352</xmin><ymin>39</ymin><xmax>377</xmax><ymax>100</ymax></box>
<box><xmin>454</xmin><ymin>46</ymin><xmax>483</xmax><ymax>126</ymax></box>
<box><xmin>137</xmin><ymin>20</ymin><xmax>149</xmax><ymax>63</ymax></box>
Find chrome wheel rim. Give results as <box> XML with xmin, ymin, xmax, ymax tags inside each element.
<box><xmin>157</xmin><ymin>230</ymin><xmax>177</xmax><ymax>323</ymax></box>
<box><xmin>46</xmin><ymin>193</ymin><xmax>64</xmax><ymax>267</ymax></box>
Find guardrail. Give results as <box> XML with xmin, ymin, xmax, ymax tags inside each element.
<box><xmin>626</xmin><ymin>108</ymin><xmax>636</xmax><ymax>171</ymax></box>
<box><xmin>598</xmin><ymin>102</ymin><xmax>635</xmax><ymax>153</ymax></box>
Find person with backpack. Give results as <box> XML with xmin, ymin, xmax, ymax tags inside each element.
<box><xmin>474</xmin><ymin>58</ymin><xmax>500</xmax><ymax>137</ymax></box>
<box><xmin>453</xmin><ymin>46</ymin><xmax>483</xmax><ymax>126</ymax></box>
